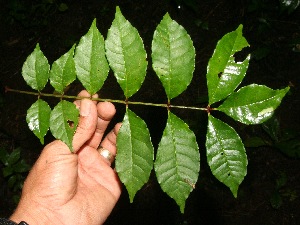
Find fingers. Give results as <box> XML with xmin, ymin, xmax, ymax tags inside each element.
<box><xmin>72</xmin><ymin>90</ymin><xmax>98</xmax><ymax>152</ymax></box>
<box><xmin>72</xmin><ymin>99</ymin><xmax>98</xmax><ymax>152</ymax></box>
<box><xmin>72</xmin><ymin>90</ymin><xmax>117</xmax><ymax>153</ymax></box>
<box><xmin>74</xmin><ymin>90</ymin><xmax>98</xmax><ymax>107</ymax></box>
<box><xmin>86</xmin><ymin>102</ymin><xmax>116</xmax><ymax>149</ymax></box>
<box><xmin>98</xmin><ymin>123</ymin><xmax>121</xmax><ymax>166</ymax></box>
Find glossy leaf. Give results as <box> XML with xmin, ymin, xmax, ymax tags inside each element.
<box><xmin>218</xmin><ymin>85</ymin><xmax>290</xmax><ymax>124</ymax></box>
<box><xmin>206</xmin><ymin>115</ymin><xmax>247</xmax><ymax>197</ymax></box>
<box><xmin>105</xmin><ymin>7</ymin><xmax>147</xmax><ymax>98</ymax></box>
<box><xmin>49</xmin><ymin>100</ymin><xmax>79</xmax><ymax>151</ymax></box>
<box><xmin>74</xmin><ymin>19</ymin><xmax>109</xmax><ymax>95</ymax></box>
<box><xmin>154</xmin><ymin>112</ymin><xmax>199</xmax><ymax>213</ymax></box>
<box><xmin>50</xmin><ymin>44</ymin><xmax>76</xmax><ymax>94</ymax></box>
<box><xmin>152</xmin><ymin>13</ymin><xmax>195</xmax><ymax>100</ymax></box>
<box><xmin>206</xmin><ymin>25</ymin><xmax>250</xmax><ymax>105</ymax></box>
<box><xmin>26</xmin><ymin>99</ymin><xmax>51</xmax><ymax>145</ymax></box>
<box><xmin>22</xmin><ymin>43</ymin><xmax>50</xmax><ymax>91</ymax></box>
<box><xmin>116</xmin><ymin>108</ymin><xmax>154</xmax><ymax>202</ymax></box>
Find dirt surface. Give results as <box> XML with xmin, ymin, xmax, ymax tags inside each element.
<box><xmin>1</xmin><ymin>0</ymin><xmax>300</xmax><ymax>224</ymax></box>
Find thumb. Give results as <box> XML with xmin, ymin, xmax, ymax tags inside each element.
<box><xmin>72</xmin><ymin>99</ymin><xmax>97</xmax><ymax>152</ymax></box>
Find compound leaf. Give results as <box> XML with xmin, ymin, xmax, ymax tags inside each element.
<box><xmin>74</xmin><ymin>19</ymin><xmax>109</xmax><ymax>95</ymax></box>
<box><xmin>154</xmin><ymin>112</ymin><xmax>199</xmax><ymax>213</ymax></box>
<box><xmin>218</xmin><ymin>85</ymin><xmax>290</xmax><ymax>124</ymax></box>
<box><xmin>207</xmin><ymin>25</ymin><xmax>250</xmax><ymax>105</ymax></box>
<box><xmin>22</xmin><ymin>43</ymin><xmax>50</xmax><ymax>91</ymax></box>
<box><xmin>49</xmin><ymin>100</ymin><xmax>79</xmax><ymax>151</ymax></box>
<box><xmin>206</xmin><ymin>115</ymin><xmax>247</xmax><ymax>197</ymax></box>
<box><xmin>152</xmin><ymin>13</ymin><xmax>195</xmax><ymax>100</ymax></box>
<box><xmin>50</xmin><ymin>44</ymin><xmax>76</xmax><ymax>94</ymax></box>
<box><xmin>26</xmin><ymin>99</ymin><xmax>51</xmax><ymax>145</ymax></box>
<box><xmin>105</xmin><ymin>7</ymin><xmax>147</xmax><ymax>98</ymax></box>
<box><xmin>116</xmin><ymin>108</ymin><xmax>154</xmax><ymax>202</ymax></box>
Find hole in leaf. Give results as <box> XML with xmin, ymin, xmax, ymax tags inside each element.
<box><xmin>218</xmin><ymin>72</ymin><xmax>223</xmax><ymax>78</ymax></box>
<box><xmin>228</xmin><ymin>173</ymin><xmax>230</xmax><ymax>176</ymax></box>
<box><xmin>233</xmin><ymin>47</ymin><xmax>250</xmax><ymax>63</ymax></box>
<box><xmin>67</xmin><ymin>120</ymin><xmax>74</xmax><ymax>128</ymax></box>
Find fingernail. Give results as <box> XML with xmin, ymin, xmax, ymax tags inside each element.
<box><xmin>80</xmin><ymin>99</ymin><xmax>91</xmax><ymax>117</ymax></box>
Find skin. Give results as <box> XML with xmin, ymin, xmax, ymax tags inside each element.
<box><xmin>10</xmin><ymin>90</ymin><xmax>122</xmax><ymax>225</ymax></box>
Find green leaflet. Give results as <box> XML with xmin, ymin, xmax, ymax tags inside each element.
<box><xmin>218</xmin><ymin>84</ymin><xmax>290</xmax><ymax>124</ymax></box>
<box><xmin>74</xmin><ymin>19</ymin><xmax>109</xmax><ymax>95</ymax></box>
<box><xmin>152</xmin><ymin>13</ymin><xmax>195</xmax><ymax>100</ymax></box>
<box><xmin>49</xmin><ymin>100</ymin><xmax>79</xmax><ymax>151</ymax></box>
<box><xmin>116</xmin><ymin>108</ymin><xmax>154</xmax><ymax>202</ymax></box>
<box><xmin>154</xmin><ymin>112</ymin><xmax>199</xmax><ymax>213</ymax></box>
<box><xmin>206</xmin><ymin>25</ymin><xmax>250</xmax><ymax>105</ymax></box>
<box><xmin>105</xmin><ymin>7</ymin><xmax>147</xmax><ymax>98</ymax></box>
<box><xmin>206</xmin><ymin>115</ymin><xmax>247</xmax><ymax>197</ymax></box>
<box><xmin>22</xmin><ymin>43</ymin><xmax>50</xmax><ymax>91</ymax></box>
<box><xmin>50</xmin><ymin>44</ymin><xmax>76</xmax><ymax>94</ymax></box>
<box><xmin>26</xmin><ymin>99</ymin><xmax>51</xmax><ymax>145</ymax></box>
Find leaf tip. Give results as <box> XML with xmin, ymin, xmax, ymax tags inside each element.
<box><xmin>163</xmin><ymin>12</ymin><xmax>171</xmax><ymax>20</ymax></box>
<box><xmin>179</xmin><ymin>204</ymin><xmax>185</xmax><ymax>214</ymax></box>
<box><xmin>35</xmin><ymin>43</ymin><xmax>40</xmax><ymax>50</ymax></box>
<box><xmin>129</xmin><ymin>193</ymin><xmax>135</xmax><ymax>203</ymax></box>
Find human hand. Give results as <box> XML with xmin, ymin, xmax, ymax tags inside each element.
<box><xmin>10</xmin><ymin>90</ymin><xmax>122</xmax><ymax>225</ymax></box>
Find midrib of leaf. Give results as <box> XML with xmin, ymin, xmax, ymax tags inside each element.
<box><xmin>166</xmin><ymin>30</ymin><xmax>172</xmax><ymax>97</ymax></box>
<box><xmin>89</xmin><ymin>26</ymin><xmax>99</xmax><ymax>86</ymax></box>
<box><xmin>116</xmin><ymin>16</ymin><xmax>129</xmax><ymax>98</ymax></box>
<box><xmin>170</xmin><ymin>113</ymin><xmax>181</xmax><ymax>184</ymax></box>
<box><xmin>225</xmin><ymin>92</ymin><xmax>284</xmax><ymax>109</ymax></box>
<box><xmin>209</xmin><ymin>116</ymin><xmax>231</xmax><ymax>176</ymax></box>
<box><xmin>212</xmin><ymin>30</ymin><xmax>240</xmax><ymax>97</ymax></box>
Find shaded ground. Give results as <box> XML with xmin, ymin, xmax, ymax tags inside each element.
<box><xmin>1</xmin><ymin>0</ymin><xmax>300</xmax><ymax>224</ymax></box>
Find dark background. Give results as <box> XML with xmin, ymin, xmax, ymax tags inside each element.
<box><xmin>0</xmin><ymin>0</ymin><xmax>300</xmax><ymax>224</ymax></box>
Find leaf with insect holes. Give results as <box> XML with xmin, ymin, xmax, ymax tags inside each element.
<box><xmin>152</xmin><ymin>13</ymin><xmax>195</xmax><ymax>100</ymax></box>
<box><xmin>206</xmin><ymin>115</ymin><xmax>247</xmax><ymax>197</ymax></box>
<box><xmin>26</xmin><ymin>99</ymin><xmax>51</xmax><ymax>145</ymax></box>
<box><xmin>50</xmin><ymin>44</ymin><xmax>76</xmax><ymax>94</ymax></box>
<box><xmin>105</xmin><ymin>7</ymin><xmax>147</xmax><ymax>98</ymax></box>
<box><xmin>154</xmin><ymin>112</ymin><xmax>199</xmax><ymax>213</ymax></box>
<box><xmin>49</xmin><ymin>100</ymin><xmax>79</xmax><ymax>151</ymax></box>
<box><xmin>74</xmin><ymin>19</ymin><xmax>109</xmax><ymax>95</ymax></box>
<box><xmin>116</xmin><ymin>108</ymin><xmax>154</xmax><ymax>202</ymax></box>
<box><xmin>218</xmin><ymin>85</ymin><xmax>290</xmax><ymax>124</ymax></box>
<box><xmin>22</xmin><ymin>43</ymin><xmax>50</xmax><ymax>91</ymax></box>
<box><xmin>206</xmin><ymin>25</ymin><xmax>250</xmax><ymax>105</ymax></box>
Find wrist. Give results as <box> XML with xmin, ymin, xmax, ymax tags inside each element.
<box><xmin>9</xmin><ymin>196</ymin><xmax>58</xmax><ymax>225</ymax></box>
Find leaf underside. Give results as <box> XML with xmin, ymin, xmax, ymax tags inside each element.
<box><xmin>154</xmin><ymin>112</ymin><xmax>200</xmax><ymax>213</ymax></box>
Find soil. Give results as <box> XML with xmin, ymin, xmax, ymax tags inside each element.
<box><xmin>0</xmin><ymin>0</ymin><xmax>300</xmax><ymax>224</ymax></box>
